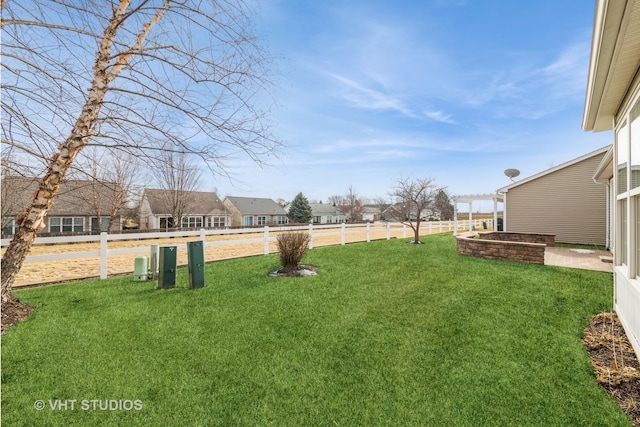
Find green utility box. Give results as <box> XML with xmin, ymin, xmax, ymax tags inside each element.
<box><xmin>187</xmin><ymin>240</ymin><xmax>205</xmax><ymax>289</ymax></box>
<box><xmin>133</xmin><ymin>256</ymin><xmax>149</xmax><ymax>281</ymax></box>
<box><xmin>158</xmin><ymin>246</ymin><xmax>177</xmax><ymax>289</ymax></box>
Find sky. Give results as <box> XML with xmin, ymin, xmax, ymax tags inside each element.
<box><xmin>211</xmin><ymin>0</ymin><xmax>612</xmax><ymax>210</ymax></box>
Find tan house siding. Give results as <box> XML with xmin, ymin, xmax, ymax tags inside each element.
<box><xmin>500</xmin><ymin>150</ymin><xmax>608</xmax><ymax>245</ymax></box>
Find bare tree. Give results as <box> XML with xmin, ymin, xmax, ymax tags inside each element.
<box><xmin>390</xmin><ymin>177</ymin><xmax>443</xmax><ymax>244</ymax></box>
<box><xmin>71</xmin><ymin>147</ymin><xmax>141</xmax><ymax>232</ymax></box>
<box><xmin>1</xmin><ymin>148</ymin><xmax>34</xmax><ymax>234</ymax></box>
<box><xmin>344</xmin><ymin>185</ymin><xmax>364</xmax><ymax>222</ymax></box>
<box><xmin>150</xmin><ymin>150</ymin><xmax>202</xmax><ymax>228</ymax></box>
<box><xmin>372</xmin><ymin>196</ymin><xmax>390</xmax><ymax>221</ymax></box>
<box><xmin>327</xmin><ymin>195</ymin><xmax>345</xmax><ymax>206</ymax></box>
<box><xmin>1</xmin><ymin>0</ymin><xmax>281</xmax><ymax>301</ymax></box>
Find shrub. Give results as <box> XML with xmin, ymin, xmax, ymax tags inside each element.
<box><xmin>277</xmin><ymin>231</ymin><xmax>310</xmax><ymax>270</ymax></box>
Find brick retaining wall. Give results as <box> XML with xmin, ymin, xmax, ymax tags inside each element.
<box><xmin>456</xmin><ymin>232</ymin><xmax>555</xmax><ymax>265</ymax></box>
<box><xmin>478</xmin><ymin>232</ymin><xmax>555</xmax><ymax>247</ymax></box>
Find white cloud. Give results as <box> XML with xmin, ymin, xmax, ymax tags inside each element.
<box><xmin>328</xmin><ymin>72</ymin><xmax>416</xmax><ymax>117</ymax></box>
<box><xmin>424</xmin><ymin>110</ymin><xmax>456</xmax><ymax>124</ymax></box>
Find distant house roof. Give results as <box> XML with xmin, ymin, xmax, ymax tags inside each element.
<box><xmin>143</xmin><ymin>189</ymin><xmax>226</xmax><ymax>215</ymax></box>
<box><xmin>309</xmin><ymin>203</ymin><xmax>342</xmax><ymax>216</ymax></box>
<box><xmin>362</xmin><ymin>206</ymin><xmax>381</xmax><ymax>215</ymax></box>
<box><xmin>2</xmin><ymin>176</ymin><xmax>121</xmax><ymax>217</ymax></box>
<box><xmin>496</xmin><ymin>145</ymin><xmax>611</xmax><ymax>193</ymax></box>
<box><xmin>225</xmin><ymin>197</ymin><xmax>286</xmax><ymax>215</ymax></box>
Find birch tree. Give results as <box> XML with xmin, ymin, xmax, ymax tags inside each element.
<box><xmin>0</xmin><ymin>0</ymin><xmax>280</xmax><ymax>301</ymax></box>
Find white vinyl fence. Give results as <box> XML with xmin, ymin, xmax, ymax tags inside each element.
<box><xmin>2</xmin><ymin>220</ymin><xmax>484</xmax><ymax>286</ymax></box>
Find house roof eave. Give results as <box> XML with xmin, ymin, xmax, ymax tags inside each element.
<box><xmin>495</xmin><ymin>145</ymin><xmax>611</xmax><ymax>193</ymax></box>
<box><xmin>583</xmin><ymin>0</ymin><xmax>640</xmax><ymax>132</ymax></box>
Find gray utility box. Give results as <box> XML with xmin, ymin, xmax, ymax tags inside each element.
<box><xmin>149</xmin><ymin>244</ymin><xmax>159</xmax><ymax>280</ymax></box>
<box><xmin>133</xmin><ymin>256</ymin><xmax>149</xmax><ymax>281</ymax></box>
<box><xmin>158</xmin><ymin>246</ymin><xmax>178</xmax><ymax>289</ymax></box>
<box><xmin>187</xmin><ymin>240</ymin><xmax>205</xmax><ymax>289</ymax></box>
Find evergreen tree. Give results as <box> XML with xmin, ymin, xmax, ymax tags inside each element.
<box><xmin>288</xmin><ymin>192</ymin><xmax>313</xmax><ymax>223</ymax></box>
<box><xmin>434</xmin><ymin>189</ymin><xmax>454</xmax><ymax>220</ymax></box>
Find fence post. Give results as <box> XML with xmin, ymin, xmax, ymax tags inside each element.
<box><xmin>403</xmin><ymin>224</ymin><xmax>407</xmax><ymax>238</ymax></box>
<box><xmin>366</xmin><ymin>222</ymin><xmax>371</xmax><ymax>242</ymax></box>
<box><xmin>264</xmin><ymin>226</ymin><xmax>270</xmax><ymax>255</ymax></box>
<box><xmin>341</xmin><ymin>223</ymin><xmax>346</xmax><ymax>245</ymax></box>
<box><xmin>100</xmin><ymin>232</ymin><xmax>108</xmax><ymax>280</ymax></box>
<box><xmin>439</xmin><ymin>221</ymin><xmax>443</xmax><ymax>233</ymax></box>
<box><xmin>429</xmin><ymin>222</ymin><xmax>433</xmax><ymax>234</ymax></box>
<box><xmin>200</xmin><ymin>228</ymin><xmax>206</xmax><ymax>241</ymax></box>
<box><xmin>308</xmin><ymin>223</ymin><xmax>314</xmax><ymax>249</ymax></box>
<box><xmin>386</xmin><ymin>222</ymin><xmax>391</xmax><ymax>240</ymax></box>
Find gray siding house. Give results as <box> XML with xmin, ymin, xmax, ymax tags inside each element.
<box><xmin>139</xmin><ymin>189</ymin><xmax>229</xmax><ymax>229</ymax></box>
<box><xmin>496</xmin><ymin>146</ymin><xmax>610</xmax><ymax>246</ymax></box>
<box><xmin>223</xmin><ymin>197</ymin><xmax>288</xmax><ymax>227</ymax></box>
<box><xmin>309</xmin><ymin>203</ymin><xmax>345</xmax><ymax>224</ymax></box>
<box><xmin>2</xmin><ymin>176</ymin><xmax>123</xmax><ymax>235</ymax></box>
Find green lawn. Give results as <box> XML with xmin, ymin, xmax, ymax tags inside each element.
<box><xmin>1</xmin><ymin>234</ymin><xmax>630</xmax><ymax>426</ymax></box>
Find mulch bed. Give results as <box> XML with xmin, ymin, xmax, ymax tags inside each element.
<box><xmin>269</xmin><ymin>264</ymin><xmax>318</xmax><ymax>277</ymax></box>
<box><xmin>1</xmin><ymin>296</ymin><xmax>35</xmax><ymax>335</ymax></box>
<box><xmin>583</xmin><ymin>312</ymin><xmax>640</xmax><ymax>426</ymax></box>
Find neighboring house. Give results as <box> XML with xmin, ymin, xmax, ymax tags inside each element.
<box><xmin>496</xmin><ymin>146</ymin><xmax>610</xmax><ymax>246</ymax></box>
<box><xmin>223</xmin><ymin>196</ymin><xmax>288</xmax><ymax>227</ymax></box>
<box><xmin>382</xmin><ymin>203</ymin><xmax>440</xmax><ymax>222</ymax></box>
<box><xmin>582</xmin><ymin>0</ymin><xmax>640</xmax><ymax>357</ymax></box>
<box><xmin>139</xmin><ymin>189</ymin><xmax>229</xmax><ymax>229</ymax></box>
<box><xmin>362</xmin><ymin>205</ymin><xmax>382</xmax><ymax>222</ymax></box>
<box><xmin>1</xmin><ymin>176</ymin><xmax>122</xmax><ymax>235</ymax></box>
<box><xmin>309</xmin><ymin>203</ymin><xmax>345</xmax><ymax>224</ymax></box>
<box><xmin>282</xmin><ymin>202</ymin><xmax>344</xmax><ymax>224</ymax></box>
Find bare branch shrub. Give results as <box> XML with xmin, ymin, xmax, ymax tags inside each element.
<box><xmin>277</xmin><ymin>231</ymin><xmax>310</xmax><ymax>270</ymax></box>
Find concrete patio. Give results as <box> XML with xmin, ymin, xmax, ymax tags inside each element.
<box><xmin>544</xmin><ymin>247</ymin><xmax>613</xmax><ymax>272</ymax></box>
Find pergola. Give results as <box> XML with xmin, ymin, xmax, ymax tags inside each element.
<box><xmin>452</xmin><ymin>194</ymin><xmax>503</xmax><ymax>236</ymax></box>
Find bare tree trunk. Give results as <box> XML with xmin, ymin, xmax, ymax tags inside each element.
<box><xmin>1</xmin><ymin>0</ymin><xmax>278</xmax><ymax>300</ymax></box>
<box><xmin>1</xmin><ymin>1</ymin><xmax>168</xmax><ymax>302</ymax></box>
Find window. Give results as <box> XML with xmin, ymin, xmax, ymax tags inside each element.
<box><xmin>635</xmin><ymin>197</ymin><xmax>640</xmax><ymax>278</ymax></box>
<box><xmin>49</xmin><ymin>217</ymin><xmax>83</xmax><ymax>233</ymax></box>
<box><xmin>631</xmin><ymin>99</ymin><xmax>640</xmax><ymax>190</ymax></box>
<box><xmin>159</xmin><ymin>217</ymin><xmax>174</xmax><ymax>229</ymax></box>
<box><xmin>617</xmin><ymin>121</ymin><xmax>629</xmax><ymax>194</ymax></box>
<box><xmin>243</xmin><ymin>216</ymin><xmax>253</xmax><ymax>226</ymax></box>
<box><xmin>326</xmin><ymin>216</ymin><xmax>333</xmax><ymax>224</ymax></box>
<box><xmin>313</xmin><ymin>216</ymin><xmax>322</xmax><ymax>224</ymax></box>
<box><xmin>210</xmin><ymin>216</ymin><xmax>226</xmax><ymax>228</ymax></box>
<box><xmin>2</xmin><ymin>218</ymin><xmax>16</xmax><ymax>235</ymax></box>
<box><xmin>257</xmin><ymin>216</ymin><xmax>267</xmax><ymax>225</ymax></box>
<box><xmin>181</xmin><ymin>216</ymin><xmax>203</xmax><ymax>228</ymax></box>
<box><xmin>91</xmin><ymin>217</ymin><xmax>110</xmax><ymax>231</ymax></box>
<box><xmin>276</xmin><ymin>216</ymin><xmax>288</xmax><ymax>225</ymax></box>
<box><xmin>619</xmin><ymin>199</ymin><xmax>628</xmax><ymax>266</ymax></box>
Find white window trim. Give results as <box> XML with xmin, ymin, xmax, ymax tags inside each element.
<box><xmin>49</xmin><ymin>217</ymin><xmax>84</xmax><ymax>233</ymax></box>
